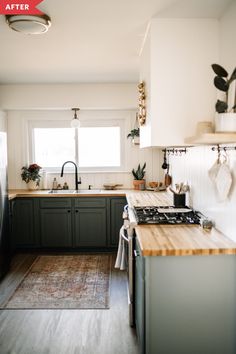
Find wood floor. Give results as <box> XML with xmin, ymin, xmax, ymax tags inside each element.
<box><xmin>0</xmin><ymin>253</ymin><xmax>138</xmax><ymax>354</ymax></box>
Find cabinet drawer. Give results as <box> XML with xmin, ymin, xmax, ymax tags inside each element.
<box><xmin>74</xmin><ymin>197</ymin><xmax>106</xmax><ymax>208</ymax></box>
<box><xmin>40</xmin><ymin>198</ymin><xmax>71</xmax><ymax>208</ymax></box>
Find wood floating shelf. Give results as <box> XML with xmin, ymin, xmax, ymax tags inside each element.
<box><xmin>184</xmin><ymin>133</ymin><xmax>236</xmax><ymax>145</ymax></box>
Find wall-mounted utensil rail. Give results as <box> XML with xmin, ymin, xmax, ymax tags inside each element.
<box><xmin>162</xmin><ymin>148</ymin><xmax>187</xmax><ymax>156</ymax></box>
<box><xmin>212</xmin><ymin>144</ymin><xmax>236</xmax><ymax>161</ymax></box>
<box><xmin>211</xmin><ymin>144</ymin><xmax>236</xmax><ymax>153</ymax></box>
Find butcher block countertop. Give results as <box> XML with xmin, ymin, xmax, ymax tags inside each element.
<box><xmin>126</xmin><ymin>191</ymin><xmax>236</xmax><ymax>257</ymax></box>
<box><xmin>8</xmin><ymin>189</ymin><xmax>127</xmax><ymax>200</ymax></box>
<box><xmin>135</xmin><ymin>225</ymin><xmax>236</xmax><ymax>256</ymax></box>
<box><xmin>126</xmin><ymin>190</ymin><xmax>172</xmax><ymax>207</ymax></box>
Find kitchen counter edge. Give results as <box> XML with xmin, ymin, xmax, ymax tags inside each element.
<box><xmin>8</xmin><ymin>189</ymin><xmax>131</xmax><ymax>200</ymax></box>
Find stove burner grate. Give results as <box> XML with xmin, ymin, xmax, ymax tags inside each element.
<box><xmin>133</xmin><ymin>206</ymin><xmax>201</xmax><ymax>225</ymax></box>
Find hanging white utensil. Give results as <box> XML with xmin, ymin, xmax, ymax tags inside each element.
<box><xmin>215</xmin><ymin>154</ymin><xmax>232</xmax><ymax>201</ymax></box>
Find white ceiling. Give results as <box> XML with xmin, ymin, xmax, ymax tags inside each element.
<box><xmin>0</xmin><ymin>0</ymin><xmax>233</xmax><ymax>84</ymax></box>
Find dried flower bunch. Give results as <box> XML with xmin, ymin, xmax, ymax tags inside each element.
<box><xmin>21</xmin><ymin>163</ymin><xmax>42</xmax><ymax>186</ymax></box>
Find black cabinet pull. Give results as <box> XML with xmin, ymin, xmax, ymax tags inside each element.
<box><xmin>67</xmin><ymin>210</ymin><xmax>71</xmax><ymax>213</ymax></box>
<box><xmin>75</xmin><ymin>210</ymin><xmax>79</xmax><ymax>213</ymax></box>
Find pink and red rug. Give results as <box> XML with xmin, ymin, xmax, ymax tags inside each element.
<box><xmin>4</xmin><ymin>254</ymin><xmax>111</xmax><ymax>309</ymax></box>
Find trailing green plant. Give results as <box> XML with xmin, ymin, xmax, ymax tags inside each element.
<box><xmin>132</xmin><ymin>162</ymin><xmax>146</xmax><ymax>180</ymax></box>
<box><xmin>21</xmin><ymin>163</ymin><xmax>42</xmax><ymax>186</ymax></box>
<box><xmin>127</xmin><ymin>128</ymin><xmax>140</xmax><ymax>139</ymax></box>
<box><xmin>211</xmin><ymin>64</ymin><xmax>236</xmax><ymax>113</ymax></box>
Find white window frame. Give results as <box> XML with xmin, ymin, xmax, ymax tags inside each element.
<box><xmin>28</xmin><ymin>119</ymin><xmax>125</xmax><ymax>173</ymax></box>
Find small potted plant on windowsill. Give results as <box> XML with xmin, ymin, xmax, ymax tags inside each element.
<box><xmin>212</xmin><ymin>63</ymin><xmax>236</xmax><ymax>132</ymax></box>
<box><xmin>127</xmin><ymin>128</ymin><xmax>140</xmax><ymax>145</ymax></box>
<box><xmin>132</xmin><ymin>163</ymin><xmax>146</xmax><ymax>190</ymax></box>
<box><xmin>21</xmin><ymin>163</ymin><xmax>42</xmax><ymax>190</ymax></box>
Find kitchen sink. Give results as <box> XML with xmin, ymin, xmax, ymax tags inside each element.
<box><xmin>75</xmin><ymin>189</ymin><xmax>101</xmax><ymax>194</ymax></box>
<box><xmin>48</xmin><ymin>190</ymin><xmax>75</xmax><ymax>194</ymax></box>
<box><xmin>48</xmin><ymin>189</ymin><xmax>101</xmax><ymax>194</ymax></box>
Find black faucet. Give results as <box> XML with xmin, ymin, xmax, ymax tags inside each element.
<box><xmin>60</xmin><ymin>161</ymin><xmax>81</xmax><ymax>191</ymax></box>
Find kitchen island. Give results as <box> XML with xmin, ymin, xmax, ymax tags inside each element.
<box><xmin>126</xmin><ymin>191</ymin><xmax>236</xmax><ymax>354</ymax></box>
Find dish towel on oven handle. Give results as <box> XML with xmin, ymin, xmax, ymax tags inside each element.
<box><xmin>115</xmin><ymin>225</ymin><xmax>127</xmax><ymax>270</ymax></box>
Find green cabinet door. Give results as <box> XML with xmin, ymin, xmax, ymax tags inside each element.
<box><xmin>11</xmin><ymin>198</ymin><xmax>37</xmax><ymax>248</ymax></box>
<box><xmin>74</xmin><ymin>208</ymin><xmax>106</xmax><ymax>247</ymax></box>
<box><xmin>40</xmin><ymin>209</ymin><xmax>72</xmax><ymax>247</ymax></box>
<box><xmin>110</xmin><ymin>197</ymin><xmax>126</xmax><ymax>246</ymax></box>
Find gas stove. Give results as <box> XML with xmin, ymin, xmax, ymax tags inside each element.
<box><xmin>133</xmin><ymin>206</ymin><xmax>201</xmax><ymax>225</ymax></box>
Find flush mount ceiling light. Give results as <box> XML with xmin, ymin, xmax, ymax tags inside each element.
<box><xmin>71</xmin><ymin>108</ymin><xmax>80</xmax><ymax>128</ymax></box>
<box><xmin>5</xmin><ymin>14</ymin><xmax>51</xmax><ymax>35</ymax></box>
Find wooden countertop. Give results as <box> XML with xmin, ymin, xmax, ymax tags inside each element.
<box><xmin>135</xmin><ymin>224</ymin><xmax>236</xmax><ymax>256</ymax></box>
<box><xmin>8</xmin><ymin>189</ymin><xmax>127</xmax><ymax>200</ymax></box>
<box><xmin>126</xmin><ymin>191</ymin><xmax>236</xmax><ymax>257</ymax></box>
<box><xmin>126</xmin><ymin>190</ymin><xmax>172</xmax><ymax>207</ymax></box>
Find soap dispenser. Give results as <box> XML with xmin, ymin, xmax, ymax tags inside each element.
<box><xmin>52</xmin><ymin>178</ymin><xmax>58</xmax><ymax>190</ymax></box>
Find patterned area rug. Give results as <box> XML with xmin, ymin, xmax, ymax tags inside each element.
<box><xmin>4</xmin><ymin>254</ymin><xmax>111</xmax><ymax>309</ymax></box>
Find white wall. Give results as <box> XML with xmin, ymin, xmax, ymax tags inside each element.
<box><xmin>219</xmin><ymin>1</ymin><xmax>236</xmax><ymax>111</ymax></box>
<box><xmin>219</xmin><ymin>1</ymin><xmax>236</xmax><ymax>72</ymax></box>
<box><xmin>0</xmin><ymin>111</ymin><xmax>6</xmax><ymax>132</ymax></box>
<box><xmin>169</xmin><ymin>2</ymin><xmax>236</xmax><ymax>241</ymax></box>
<box><xmin>0</xmin><ymin>83</ymin><xmax>137</xmax><ymax>110</ymax></box>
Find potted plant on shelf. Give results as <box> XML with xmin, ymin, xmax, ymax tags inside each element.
<box><xmin>21</xmin><ymin>163</ymin><xmax>42</xmax><ymax>190</ymax></box>
<box><xmin>127</xmin><ymin>127</ymin><xmax>140</xmax><ymax>145</ymax></box>
<box><xmin>212</xmin><ymin>63</ymin><xmax>236</xmax><ymax>132</ymax></box>
<box><xmin>132</xmin><ymin>163</ymin><xmax>146</xmax><ymax>190</ymax></box>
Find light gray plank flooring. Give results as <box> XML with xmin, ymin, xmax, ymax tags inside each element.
<box><xmin>0</xmin><ymin>253</ymin><xmax>138</xmax><ymax>354</ymax></box>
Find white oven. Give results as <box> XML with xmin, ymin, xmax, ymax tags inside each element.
<box><xmin>118</xmin><ymin>206</ymin><xmax>137</xmax><ymax>326</ymax></box>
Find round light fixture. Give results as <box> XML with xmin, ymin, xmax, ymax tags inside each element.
<box><xmin>71</xmin><ymin>108</ymin><xmax>80</xmax><ymax>128</ymax></box>
<box><xmin>5</xmin><ymin>14</ymin><xmax>51</xmax><ymax>34</ymax></box>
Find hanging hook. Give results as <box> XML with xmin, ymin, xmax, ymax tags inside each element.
<box><xmin>223</xmin><ymin>147</ymin><xmax>228</xmax><ymax>163</ymax></box>
<box><xmin>217</xmin><ymin>145</ymin><xmax>221</xmax><ymax>163</ymax></box>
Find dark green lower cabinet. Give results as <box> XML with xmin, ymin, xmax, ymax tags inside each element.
<box><xmin>40</xmin><ymin>208</ymin><xmax>72</xmax><ymax>247</ymax></box>
<box><xmin>11</xmin><ymin>198</ymin><xmax>37</xmax><ymax>248</ymax></box>
<box><xmin>11</xmin><ymin>196</ymin><xmax>127</xmax><ymax>249</ymax></box>
<box><xmin>110</xmin><ymin>197</ymin><xmax>127</xmax><ymax>246</ymax></box>
<box><xmin>74</xmin><ymin>208</ymin><xmax>106</xmax><ymax>247</ymax></box>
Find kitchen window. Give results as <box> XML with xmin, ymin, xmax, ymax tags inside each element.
<box><xmin>29</xmin><ymin>120</ymin><xmax>124</xmax><ymax>172</ymax></box>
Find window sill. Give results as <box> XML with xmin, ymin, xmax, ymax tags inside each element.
<box><xmin>45</xmin><ymin>170</ymin><xmax>131</xmax><ymax>174</ymax></box>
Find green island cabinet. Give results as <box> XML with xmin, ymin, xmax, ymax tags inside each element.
<box><xmin>135</xmin><ymin>238</ymin><xmax>236</xmax><ymax>354</ymax></box>
<box><xmin>10</xmin><ymin>196</ymin><xmax>126</xmax><ymax>249</ymax></box>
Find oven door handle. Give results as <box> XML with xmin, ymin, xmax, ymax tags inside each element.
<box><xmin>121</xmin><ymin>229</ymin><xmax>129</xmax><ymax>243</ymax></box>
<box><xmin>134</xmin><ymin>250</ymin><xmax>140</xmax><ymax>257</ymax></box>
